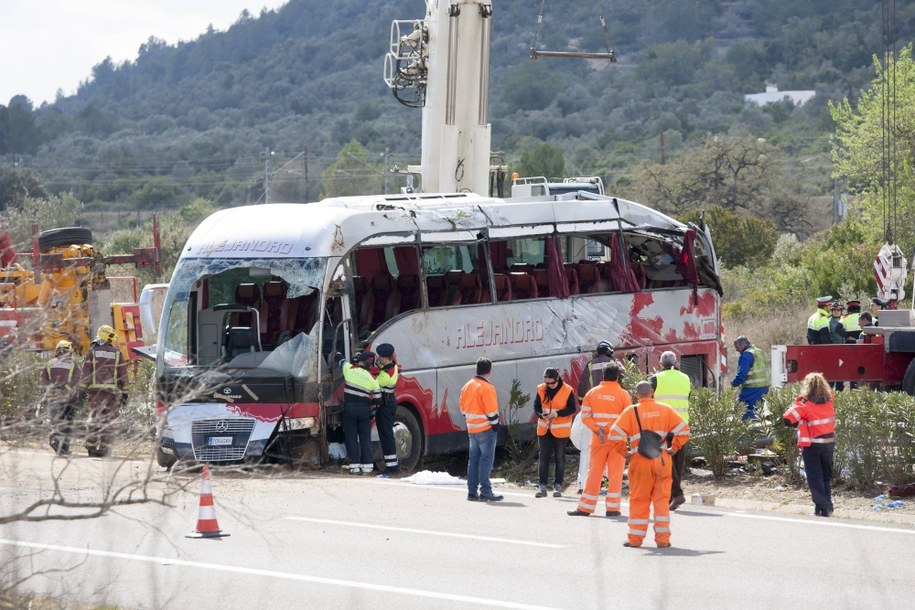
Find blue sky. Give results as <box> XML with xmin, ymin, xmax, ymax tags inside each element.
<box><xmin>0</xmin><ymin>0</ymin><xmax>289</xmax><ymax>106</ymax></box>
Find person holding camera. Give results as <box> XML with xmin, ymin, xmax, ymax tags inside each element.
<box><xmin>608</xmin><ymin>381</ymin><xmax>690</xmax><ymax>549</ymax></box>
<box><xmin>533</xmin><ymin>367</ymin><xmax>576</xmax><ymax>498</ymax></box>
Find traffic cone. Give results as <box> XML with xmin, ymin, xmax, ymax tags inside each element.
<box><xmin>186</xmin><ymin>465</ymin><xmax>230</xmax><ymax>539</ymax></box>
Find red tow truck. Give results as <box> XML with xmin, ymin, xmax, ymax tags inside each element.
<box><xmin>771</xmin><ymin>242</ymin><xmax>915</xmax><ymax>395</ymax></box>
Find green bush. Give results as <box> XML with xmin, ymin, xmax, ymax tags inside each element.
<box><xmin>759</xmin><ymin>384</ymin><xmax>803</xmax><ymax>482</ymax></box>
<box><xmin>0</xmin><ymin>352</ymin><xmax>46</xmax><ymax>428</ymax></box>
<box><xmin>687</xmin><ymin>387</ymin><xmax>753</xmax><ymax>477</ymax></box>
<box><xmin>834</xmin><ymin>390</ymin><xmax>915</xmax><ymax>490</ymax></box>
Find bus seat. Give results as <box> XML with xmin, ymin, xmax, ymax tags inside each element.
<box><xmin>532</xmin><ymin>268</ymin><xmax>550</xmax><ymax>298</ymax></box>
<box><xmin>459</xmin><ymin>272</ymin><xmax>483</xmax><ymax>304</ymax></box>
<box><xmin>577</xmin><ymin>262</ymin><xmax>603</xmax><ymax>294</ymax></box>
<box><xmin>371</xmin><ymin>274</ymin><xmax>400</xmax><ymax>325</ymax></box>
<box><xmin>493</xmin><ymin>273</ymin><xmax>512</xmax><ymax>302</ymax></box>
<box><xmin>564</xmin><ymin>264</ymin><xmax>580</xmax><ymax>295</ymax></box>
<box><xmin>353</xmin><ymin>276</ymin><xmax>374</xmax><ymax>327</ymax></box>
<box><xmin>261</xmin><ymin>280</ymin><xmax>286</xmax><ymax>345</ymax></box>
<box><xmin>441</xmin><ymin>270</ymin><xmax>463</xmax><ymax>306</ymax></box>
<box><xmin>235</xmin><ymin>283</ymin><xmax>261</xmax><ymax>308</ymax></box>
<box><xmin>396</xmin><ymin>274</ymin><xmax>421</xmax><ymax>312</ymax></box>
<box><xmin>232</xmin><ymin>283</ymin><xmax>261</xmax><ymax>326</ymax></box>
<box><xmin>509</xmin><ymin>272</ymin><xmax>538</xmax><ymax>300</ymax></box>
<box><xmin>225</xmin><ymin>326</ymin><xmax>260</xmax><ymax>361</ymax></box>
<box><xmin>426</xmin><ymin>275</ymin><xmax>445</xmax><ymax>307</ymax></box>
<box><xmin>595</xmin><ymin>262</ymin><xmax>613</xmax><ymax>292</ymax></box>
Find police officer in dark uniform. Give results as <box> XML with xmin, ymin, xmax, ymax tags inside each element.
<box><xmin>374</xmin><ymin>343</ymin><xmax>400</xmax><ymax>475</ymax></box>
<box><xmin>341</xmin><ymin>351</ymin><xmax>380</xmax><ymax>475</ymax></box>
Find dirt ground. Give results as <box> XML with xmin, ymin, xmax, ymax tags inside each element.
<box><xmin>681</xmin><ymin>469</ymin><xmax>915</xmax><ymax>515</ymax></box>
<box><xmin>495</xmin><ymin>451</ymin><xmax>915</xmax><ymax>517</ymax></box>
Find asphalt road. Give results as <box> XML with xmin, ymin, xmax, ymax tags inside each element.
<box><xmin>1</xmin><ymin>448</ymin><xmax>914</xmax><ymax>609</ymax></box>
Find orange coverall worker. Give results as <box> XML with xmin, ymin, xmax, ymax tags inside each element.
<box><xmin>609</xmin><ymin>397</ymin><xmax>690</xmax><ymax>547</ymax></box>
<box><xmin>574</xmin><ymin>380</ymin><xmax>631</xmax><ymax>515</ymax></box>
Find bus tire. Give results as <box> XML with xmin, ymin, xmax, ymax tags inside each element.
<box><xmin>394</xmin><ymin>405</ymin><xmax>423</xmax><ymax>472</ymax></box>
<box><xmin>37</xmin><ymin>227</ymin><xmax>93</xmax><ymax>252</ymax></box>
<box><xmin>902</xmin><ymin>359</ymin><xmax>915</xmax><ymax>396</ymax></box>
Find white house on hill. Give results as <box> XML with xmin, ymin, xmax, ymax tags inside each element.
<box><xmin>745</xmin><ymin>84</ymin><xmax>816</xmax><ymax>107</ymax></box>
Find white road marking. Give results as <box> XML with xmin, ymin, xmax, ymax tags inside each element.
<box><xmin>726</xmin><ymin>511</ymin><xmax>915</xmax><ymax>533</ymax></box>
<box><xmin>284</xmin><ymin>517</ymin><xmax>565</xmax><ymax>548</ymax></box>
<box><xmin>0</xmin><ymin>538</ymin><xmax>559</xmax><ymax>610</ymax></box>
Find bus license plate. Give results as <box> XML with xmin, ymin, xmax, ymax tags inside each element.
<box><xmin>207</xmin><ymin>436</ymin><xmax>233</xmax><ymax>446</ymax></box>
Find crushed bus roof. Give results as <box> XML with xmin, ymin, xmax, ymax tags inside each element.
<box><xmin>182</xmin><ymin>193</ymin><xmax>689</xmax><ymax>260</ymax></box>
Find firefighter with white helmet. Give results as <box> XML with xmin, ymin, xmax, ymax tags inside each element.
<box><xmin>79</xmin><ymin>324</ymin><xmax>128</xmax><ymax>457</ymax></box>
<box><xmin>40</xmin><ymin>339</ymin><xmax>79</xmax><ymax>455</ymax></box>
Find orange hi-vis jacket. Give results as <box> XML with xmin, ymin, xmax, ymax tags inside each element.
<box><xmin>581</xmin><ymin>380</ymin><xmax>631</xmax><ymax>447</ymax></box>
<box><xmin>460</xmin><ymin>375</ymin><xmax>500</xmax><ymax>434</ymax></box>
<box><xmin>782</xmin><ymin>395</ymin><xmax>835</xmax><ymax>447</ymax></box>
<box><xmin>608</xmin><ymin>397</ymin><xmax>690</xmax><ymax>457</ymax></box>
<box><xmin>535</xmin><ymin>382</ymin><xmax>575</xmax><ymax>438</ymax></box>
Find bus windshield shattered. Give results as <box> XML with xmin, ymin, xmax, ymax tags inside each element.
<box><xmin>157</xmin><ymin>256</ymin><xmax>328</xmax><ymax>380</ymax></box>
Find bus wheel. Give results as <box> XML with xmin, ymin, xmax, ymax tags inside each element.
<box><xmin>902</xmin><ymin>359</ymin><xmax>915</xmax><ymax>396</ymax></box>
<box><xmin>394</xmin><ymin>405</ymin><xmax>423</xmax><ymax>472</ymax></box>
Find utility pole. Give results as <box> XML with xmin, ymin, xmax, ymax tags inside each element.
<box><xmin>383</xmin><ymin>147</ymin><xmax>389</xmax><ymax>194</ymax></box>
<box><xmin>263</xmin><ymin>148</ymin><xmax>272</xmax><ymax>204</ymax></box>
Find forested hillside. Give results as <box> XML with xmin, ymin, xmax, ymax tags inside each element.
<box><xmin>0</xmin><ymin>0</ymin><xmax>911</xmax><ymax>225</ymax></box>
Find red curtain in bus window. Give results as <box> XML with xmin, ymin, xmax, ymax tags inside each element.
<box><xmin>392</xmin><ymin>246</ymin><xmax>420</xmax><ymax>276</ymax></box>
<box><xmin>489</xmin><ymin>241</ymin><xmax>508</xmax><ymax>272</ymax></box>
<box><xmin>610</xmin><ymin>233</ymin><xmax>640</xmax><ymax>293</ymax></box>
<box><xmin>675</xmin><ymin>229</ymin><xmax>700</xmax><ymax>303</ymax></box>
<box><xmin>546</xmin><ymin>236</ymin><xmax>570</xmax><ymax>298</ymax></box>
<box><xmin>355</xmin><ymin>248</ymin><xmax>386</xmax><ymax>282</ymax></box>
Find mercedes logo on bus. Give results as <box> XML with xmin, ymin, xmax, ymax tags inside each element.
<box><xmin>215</xmin><ymin>420</ymin><xmax>229</xmax><ymax>433</ymax></box>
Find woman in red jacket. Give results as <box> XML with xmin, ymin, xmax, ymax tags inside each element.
<box><xmin>783</xmin><ymin>372</ymin><xmax>836</xmax><ymax>517</ymax></box>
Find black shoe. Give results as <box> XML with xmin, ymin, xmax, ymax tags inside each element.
<box><xmin>567</xmin><ymin>509</ymin><xmax>590</xmax><ymax>517</ymax></box>
<box><xmin>479</xmin><ymin>493</ymin><xmax>503</xmax><ymax>502</ymax></box>
<box><xmin>669</xmin><ymin>495</ymin><xmax>686</xmax><ymax>511</ymax></box>
<box><xmin>606</xmin><ymin>510</ymin><xmax>621</xmax><ymax>517</ymax></box>
<box><xmin>553</xmin><ymin>485</ymin><xmax>562</xmax><ymax>498</ymax></box>
<box><xmin>467</xmin><ymin>493</ymin><xmax>482</xmax><ymax>502</ymax></box>
<box><xmin>535</xmin><ymin>486</ymin><xmax>547</xmax><ymax>498</ymax></box>
<box><xmin>623</xmin><ymin>541</ymin><xmax>642</xmax><ymax>548</ymax></box>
